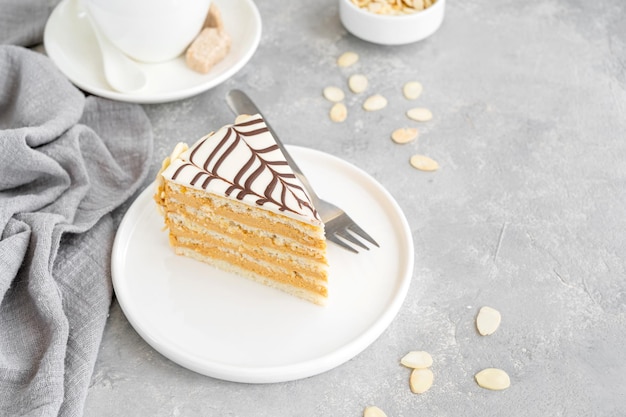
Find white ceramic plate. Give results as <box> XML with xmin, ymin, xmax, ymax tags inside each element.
<box><xmin>112</xmin><ymin>146</ymin><xmax>414</xmax><ymax>383</ymax></box>
<box><xmin>43</xmin><ymin>0</ymin><xmax>261</xmax><ymax>103</ymax></box>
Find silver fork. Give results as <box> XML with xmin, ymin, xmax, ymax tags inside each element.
<box><xmin>226</xmin><ymin>89</ymin><xmax>379</xmax><ymax>253</ymax></box>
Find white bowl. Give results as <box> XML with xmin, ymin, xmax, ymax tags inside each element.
<box><xmin>339</xmin><ymin>0</ymin><xmax>445</xmax><ymax>45</ymax></box>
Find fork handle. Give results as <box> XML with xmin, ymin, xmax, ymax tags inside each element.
<box><xmin>225</xmin><ymin>89</ymin><xmax>322</xmax><ymax>205</ymax></box>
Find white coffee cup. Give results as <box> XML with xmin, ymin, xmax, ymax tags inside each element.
<box><xmin>83</xmin><ymin>0</ymin><xmax>212</xmax><ymax>63</ymax></box>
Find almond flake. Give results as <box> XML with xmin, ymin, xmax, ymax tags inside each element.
<box><xmin>348</xmin><ymin>74</ymin><xmax>368</xmax><ymax>93</ymax></box>
<box><xmin>407</xmin><ymin>107</ymin><xmax>433</xmax><ymax>122</ymax></box>
<box><xmin>323</xmin><ymin>86</ymin><xmax>345</xmax><ymax>102</ymax></box>
<box><xmin>363</xmin><ymin>406</ymin><xmax>388</xmax><ymax>417</ymax></box>
<box><xmin>234</xmin><ymin>114</ymin><xmax>252</xmax><ymax>124</ymax></box>
<box><xmin>391</xmin><ymin>127</ymin><xmax>418</xmax><ymax>144</ymax></box>
<box><xmin>170</xmin><ymin>142</ymin><xmax>189</xmax><ymax>161</ymax></box>
<box><xmin>354</xmin><ymin>0</ymin><xmax>435</xmax><ymax>14</ymax></box>
<box><xmin>410</xmin><ymin>154</ymin><xmax>439</xmax><ymax>171</ymax></box>
<box><xmin>412</xmin><ymin>0</ymin><xmax>425</xmax><ymax>10</ymax></box>
<box><xmin>409</xmin><ymin>368</ymin><xmax>434</xmax><ymax>394</ymax></box>
<box><xmin>363</xmin><ymin>94</ymin><xmax>387</xmax><ymax>111</ymax></box>
<box><xmin>476</xmin><ymin>306</ymin><xmax>501</xmax><ymax>336</ymax></box>
<box><xmin>368</xmin><ymin>2</ymin><xmax>384</xmax><ymax>13</ymax></box>
<box><xmin>329</xmin><ymin>102</ymin><xmax>348</xmax><ymax>122</ymax></box>
<box><xmin>475</xmin><ymin>368</ymin><xmax>511</xmax><ymax>391</ymax></box>
<box><xmin>400</xmin><ymin>350</ymin><xmax>432</xmax><ymax>369</ymax></box>
<box><xmin>403</xmin><ymin>81</ymin><xmax>423</xmax><ymax>100</ymax></box>
<box><xmin>337</xmin><ymin>51</ymin><xmax>359</xmax><ymax>67</ymax></box>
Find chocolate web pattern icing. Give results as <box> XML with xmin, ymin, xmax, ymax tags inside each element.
<box><xmin>162</xmin><ymin>115</ymin><xmax>321</xmax><ymax>224</ymax></box>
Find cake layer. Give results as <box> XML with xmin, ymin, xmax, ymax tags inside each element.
<box><xmin>167</xmin><ymin>219</ymin><xmax>328</xmax><ymax>280</ymax></box>
<box><xmin>172</xmin><ymin>235</ymin><xmax>327</xmax><ymax>294</ymax></box>
<box><xmin>171</xmin><ymin>235</ymin><xmax>328</xmax><ymax>302</ymax></box>
<box><xmin>173</xmin><ymin>246</ymin><xmax>327</xmax><ymax>305</ymax></box>
<box><xmin>166</xmin><ymin>183</ymin><xmax>325</xmax><ymax>248</ymax></box>
<box><xmin>165</xmin><ymin>202</ymin><xmax>326</xmax><ymax>261</ymax></box>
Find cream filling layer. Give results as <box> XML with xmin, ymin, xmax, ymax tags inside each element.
<box><xmin>173</xmin><ymin>246</ymin><xmax>327</xmax><ymax>305</ymax></box>
<box><xmin>167</xmin><ymin>183</ymin><xmax>326</xmax><ymax>246</ymax></box>
<box><xmin>167</xmin><ymin>214</ymin><xmax>328</xmax><ymax>278</ymax></box>
<box><xmin>172</xmin><ymin>235</ymin><xmax>328</xmax><ymax>296</ymax></box>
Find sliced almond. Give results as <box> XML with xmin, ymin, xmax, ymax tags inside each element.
<box><xmin>234</xmin><ymin>114</ymin><xmax>252</xmax><ymax>124</ymax></box>
<box><xmin>169</xmin><ymin>142</ymin><xmax>189</xmax><ymax>161</ymax></box>
<box><xmin>403</xmin><ymin>81</ymin><xmax>423</xmax><ymax>100</ymax></box>
<box><xmin>400</xmin><ymin>350</ymin><xmax>432</xmax><ymax>369</ymax></box>
<box><xmin>409</xmin><ymin>368</ymin><xmax>434</xmax><ymax>394</ymax></box>
<box><xmin>391</xmin><ymin>127</ymin><xmax>418</xmax><ymax>144</ymax></box>
<box><xmin>363</xmin><ymin>406</ymin><xmax>388</xmax><ymax>417</ymax></box>
<box><xmin>329</xmin><ymin>102</ymin><xmax>348</xmax><ymax>122</ymax></box>
<box><xmin>407</xmin><ymin>107</ymin><xmax>433</xmax><ymax>122</ymax></box>
<box><xmin>410</xmin><ymin>154</ymin><xmax>439</xmax><ymax>171</ymax></box>
<box><xmin>412</xmin><ymin>0</ymin><xmax>425</xmax><ymax>11</ymax></box>
<box><xmin>476</xmin><ymin>306</ymin><xmax>501</xmax><ymax>336</ymax></box>
<box><xmin>337</xmin><ymin>51</ymin><xmax>359</xmax><ymax>67</ymax></box>
<box><xmin>368</xmin><ymin>2</ymin><xmax>383</xmax><ymax>13</ymax></box>
<box><xmin>475</xmin><ymin>368</ymin><xmax>511</xmax><ymax>391</ymax></box>
<box><xmin>348</xmin><ymin>74</ymin><xmax>368</xmax><ymax>93</ymax></box>
<box><xmin>323</xmin><ymin>86</ymin><xmax>345</xmax><ymax>102</ymax></box>
<box><xmin>354</xmin><ymin>0</ymin><xmax>434</xmax><ymax>13</ymax></box>
<box><xmin>363</xmin><ymin>94</ymin><xmax>388</xmax><ymax>111</ymax></box>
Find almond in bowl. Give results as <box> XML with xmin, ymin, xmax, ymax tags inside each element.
<box><xmin>339</xmin><ymin>0</ymin><xmax>445</xmax><ymax>45</ymax></box>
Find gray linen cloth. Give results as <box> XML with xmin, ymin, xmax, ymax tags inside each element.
<box><xmin>0</xmin><ymin>45</ymin><xmax>153</xmax><ymax>416</ymax></box>
<box><xmin>0</xmin><ymin>0</ymin><xmax>60</xmax><ymax>47</ymax></box>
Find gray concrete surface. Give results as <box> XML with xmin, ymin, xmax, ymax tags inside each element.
<box><xmin>84</xmin><ymin>0</ymin><xmax>626</xmax><ymax>415</ymax></box>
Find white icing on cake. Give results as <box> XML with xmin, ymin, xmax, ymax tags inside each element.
<box><xmin>160</xmin><ymin>114</ymin><xmax>322</xmax><ymax>226</ymax></box>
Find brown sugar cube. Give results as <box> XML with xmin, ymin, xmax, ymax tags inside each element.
<box><xmin>202</xmin><ymin>3</ymin><xmax>225</xmax><ymax>32</ymax></box>
<box><xmin>185</xmin><ymin>28</ymin><xmax>231</xmax><ymax>74</ymax></box>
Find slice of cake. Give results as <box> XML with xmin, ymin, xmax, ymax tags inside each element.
<box><xmin>154</xmin><ymin>114</ymin><xmax>329</xmax><ymax>305</ymax></box>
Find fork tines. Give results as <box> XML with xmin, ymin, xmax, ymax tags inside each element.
<box><xmin>327</xmin><ymin>220</ymin><xmax>379</xmax><ymax>254</ymax></box>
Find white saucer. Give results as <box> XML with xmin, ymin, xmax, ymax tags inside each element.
<box><xmin>112</xmin><ymin>146</ymin><xmax>414</xmax><ymax>383</ymax></box>
<box><xmin>43</xmin><ymin>0</ymin><xmax>261</xmax><ymax>104</ymax></box>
